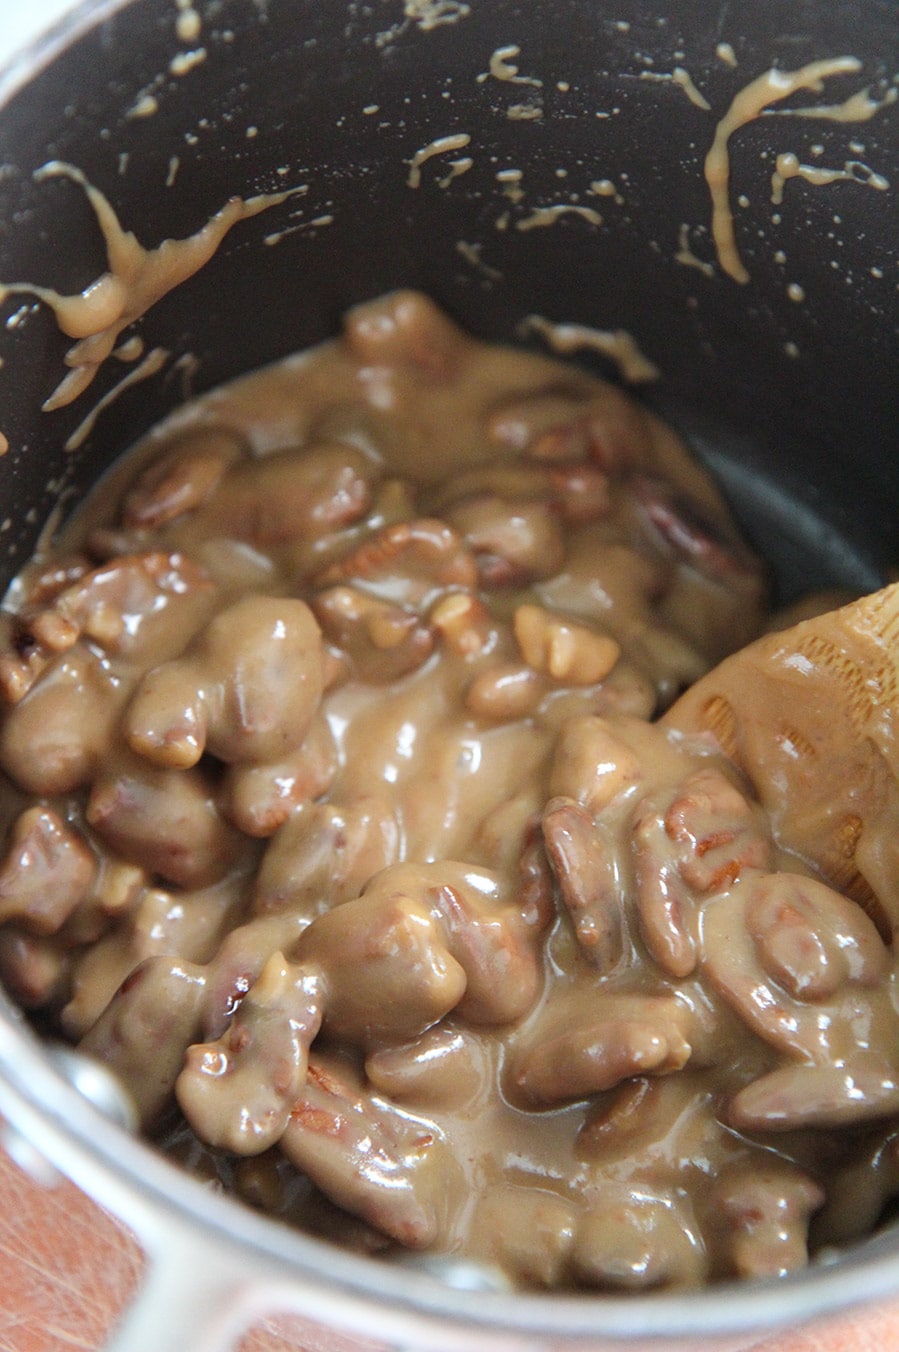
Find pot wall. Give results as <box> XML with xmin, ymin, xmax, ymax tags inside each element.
<box><xmin>0</xmin><ymin>3</ymin><xmax>897</xmax><ymax>1350</ymax></box>
<box><xmin>0</xmin><ymin>0</ymin><xmax>895</xmax><ymax>592</ymax></box>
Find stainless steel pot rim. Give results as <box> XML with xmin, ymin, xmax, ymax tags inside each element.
<box><xmin>2</xmin><ymin>997</ymin><xmax>898</xmax><ymax>1345</ymax></box>
<box><xmin>0</xmin><ymin>2</ymin><xmax>897</xmax><ymax>1345</ymax></box>
<box><xmin>0</xmin><ymin>0</ymin><xmax>127</xmax><ymax>105</ymax></box>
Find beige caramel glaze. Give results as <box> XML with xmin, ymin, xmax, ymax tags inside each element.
<box><xmin>0</xmin><ymin>291</ymin><xmax>897</xmax><ymax>1291</ymax></box>
<box><xmin>703</xmin><ymin>57</ymin><xmax>894</xmax><ymax>283</ymax></box>
<box><xmin>0</xmin><ymin>162</ymin><xmax>304</xmax><ymax>416</ymax></box>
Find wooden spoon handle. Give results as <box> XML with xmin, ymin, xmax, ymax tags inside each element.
<box><xmin>663</xmin><ymin>583</ymin><xmax>899</xmax><ymax>937</ymax></box>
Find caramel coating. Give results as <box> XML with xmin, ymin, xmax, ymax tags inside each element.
<box><xmin>2</xmin><ymin>292</ymin><xmax>894</xmax><ymax>1293</ymax></box>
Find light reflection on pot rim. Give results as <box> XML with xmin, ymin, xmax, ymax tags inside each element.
<box><xmin>1</xmin><ymin>981</ymin><xmax>899</xmax><ymax>1349</ymax></box>
<box><xmin>0</xmin><ymin>3</ymin><xmax>896</xmax><ymax>1348</ymax></box>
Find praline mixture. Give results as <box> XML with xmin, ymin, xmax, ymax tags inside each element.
<box><xmin>0</xmin><ymin>291</ymin><xmax>897</xmax><ymax>1290</ymax></box>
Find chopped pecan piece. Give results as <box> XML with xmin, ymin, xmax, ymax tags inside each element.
<box><xmin>281</xmin><ymin>1052</ymin><xmax>457</xmax><ymax>1248</ymax></box>
<box><xmin>548</xmin><ymin>715</ymin><xmax>642</xmax><ymax>815</ymax></box>
<box><xmin>253</xmin><ymin>795</ymin><xmax>400</xmax><ymax>917</ymax></box>
<box><xmin>512</xmin><ymin>993</ymin><xmax>693</xmax><ymax>1107</ymax></box>
<box><xmin>177</xmin><ymin>952</ymin><xmax>323</xmax><ymax>1154</ymax></box>
<box><xmin>121</xmin><ymin>426</ymin><xmax>245</xmax><ymax>528</ymax></box>
<box><xmin>0</xmin><ymin>807</ymin><xmax>96</xmax><ymax>936</ymax></box>
<box><xmin>514</xmin><ymin>604</ymin><xmax>621</xmax><ymax>686</ymax></box>
<box><xmin>79</xmin><ymin>956</ymin><xmax>207</xmax><ymax>1125</ymax></box>
<box><xmin>125</xmin><ymin>595</ymin><xmax>324</xmax><ymax>770</ymax></box>
<box><xmin>542</xmin><ymin>797</ymin><xmax>624</xmax><ymax>969</ymax></box>
<box><xmin>316</xmin><ymin>518</ymin><xmax>478</xmax><ymax>609</ymax></box>
<box><xmin>571</xmin><ymin>1186</ymin><xmax>707</xmax><ymax>1289</ymax></box>
<box><xmin>87</xmin><ymin>756</ymin><xmax>246</xmax><ymax>889</ymax></box>
<box><xmin>714</xmin><ymin>1163</ymin><xmax>824</xmax><ymax>1279</ymax></box>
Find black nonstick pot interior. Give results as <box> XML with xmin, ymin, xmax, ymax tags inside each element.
<box><xmin>0</xmin><ymin>0</ymin><xmax>895</xmax><ymax>608</ymax></box>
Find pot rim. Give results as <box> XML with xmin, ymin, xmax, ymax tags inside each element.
<box><xmin>0</xmin><ymin>2</ymin><xmax>898</xmax><ymax>1346</ymax></box>
<box><xmin>3</xmin><ymin>994</ymin><xmax>898</xmax><ymax>1347</ymax></box>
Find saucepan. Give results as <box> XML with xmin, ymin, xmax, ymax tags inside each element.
<box><xmin>0</xmin><ymin>1</ymin><xmax>896</xmax><ymax>1349</ymax></box>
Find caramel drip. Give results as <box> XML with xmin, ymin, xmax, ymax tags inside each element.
<box><xmin>406</xmin><ymin>135</ymin><xmax>473</xmax><ymax>189</ymax></box>
<box><xmin>0</xmin><ymin>162</ymin><xmax>304</xmax><ymax>413</ymax></box>
<box><xmin>704</xmin><ymin>57</ymin><xmax>862</xmax><ymax>283</ymax></box>
<box><xmin>518</xmin><ymin>315</ymin><xmax>659</xmax><ymax>384</ymax></box>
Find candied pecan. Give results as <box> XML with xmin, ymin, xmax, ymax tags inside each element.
<box><xmin>312</xmin><ymin>584</ymin><xmax>434</xmax><ymax>684</ymax></box>
<box><xmin>542</xmin><ymin>797</ymin><xmax>624</xmax><ymax>969</ymax></box>
<box><xmin>365</xmin><ymin>1024</ymin><xmax>492</xmax><ymax>1109</ymax></box>
<box><xmin>548</xmin><ymin>714</ymin><xmax>642</xmax><ymax>815</ymax></box>
<box><xmin>79</xmin><ymin>956</ymin><xmax>207</xmax><ymax>1125</ymax></box>
<box><xmin>0</xmin><ymin>925</ymin><xmax>70</xmax><ymax>1009</ymax></box>
<box><xmin>86</xmin><ymin>755</ymin><xmax>246</xmax><ymax>889</ymax></box>
<box><xmin>471</xmin><ymin>1185</ymin><xmax>576</xmax><ymax>1288</ymax></box>
<box><xmin>0</xmin><ymin>807</ymin><xmax>96</xmax><ymax>936</ymax></box>
<box><xmin>425</xmin><ymin>455</ymin><xmax>611</xmax><ymax>528</ymax></box>
<box><xmin>121</xmin><ymin>426</ymin><xmax>246</xmax><ymax>528</ymax></box>
<box><xmin>631</xmin><ymin>474</ymin><xmax>764</xmax><ymax>596</ymax></box>
<box><xmin>514</xmin><ymin>604</ymin><xmax>621</xmax><ymax>686</ymax></box>
<box><xmin>61</xmin><ymin>878</ymin><xmax>234</xmax><ymax>1039</ymax></box>
<box><xmin>189</xmin><ymin>442</ymin><xmax>377</xmax><ymax>550</ymax></box>
<box><xmin>23</xmin><ymin>552</ymin><xmax>216</xmax><ymax>660</ymax></box>
<box><xmin>633</xmin><ymin>766</ymin><xmax>772</xmax><ymax>978</ymax></box>
<box><xmin>486</xmin><ymin>383</ymin><xmax>652</xmax><ymax>475</ymax></box>
<box><xmin>512</xmin><ymin>993</ymin><xmax>693</xmax><ymax>1107</ymax></box>
<box><xmin>201</xmin><ymin>909</ymin><xmax>313</xmax><ymax>1039</ymax></box>
<box><xmin>474</xmin><ymin>791</ymin><xmax>544</xmax><ymax>877</ymax></box>
<box><xmin>747</xmin><ymin>870</ymin><xmax>888</xmax><ymax>1001</ymax></box>
<box><xmin>0</xmin><ymin>645</ymin><xmax>123</xmax><ymax>796</ymax></box>
<box><xmin>430</xmin><ymin>864</ymin><xmax>548</xmax><ymax>1026</ymax></box>
<box><xmin>515</xmin><ymin>812</ymin><xmax>557</xmax><ymax>931</ymax></box>
<box><xmin>92</xmin><ymin>859</ymin><xmax>146</xmax><ymax>917</ymax></box>
<box><xmin>702</xmin><ymin>873</ymin><xmax>899</xmax><ymax>1129</ymax></box>
<box><xmin>537</xmin><ymin>539</ymin><xmax>666</xmax><ymax>639</ymax></box>
<box><xmin>631</xmin><ymin>808</ymin><xmax>698</xmax><ymax>979</ymax></box>
<box><xmin>177</xmin><ymin>952</ymin><xmax>323</xmax><ymax>1154</ymax></box>
<box><xmin>223</xmin><ymin>713</ymin><xmax>338</xmax><ymax>838</ymax></box>
<box><xmin>465</xmin><ymin>663</ymin><xmax>546</xmax><ymax>721</ymax></box>
<box><xmin>543</xmin><ymin>461</ymin><xmax>612</xmax><ymax>524</ymax></box>
<box><xmin>663</xmin><ymin>766</ymin><xmax>772</xmax><ymax>893</ymax></box>
<box><xmin>703</xmin><ymin>873</ymin><xmax>892</xmax><ymax>1059</ymax></box>
<box><xmin>299</xmin><ymin>879</ymin><xmax>466</xmax><ymax>1045</ymax></box>
<box><xmin>316</xmin><ymin>518</ymin><xmax>478</xmax><ymax>609</ymax></box>
<box><xmin>663</xmin><ymin>584</ymin><xmax>899</xmax><ymax>938</ymax></box>
<box><xmin>429</xmin><ymin>591</ymin><xmax>496</xmax><ymax>659</ymax></box>
<box><xmin>0</xmin><ymin>613</ymin><xmax>57</xmax><ymax>704</ymax></box>
<box><xmin>730</xmin><ymin>1059</ymin><xmax>899</xmax><ymax>1133</ymax></box>
<box><xmin>577</xmin><ymin>1076</ymin><xmax>665</xmax><ymax>1160</ymax></box>
<box><xmin>570</xmin><ymin>1186</ymin><xmax>707</xmax><ymax>1289</ymax></box>
<box><xmin>714</xmin><ymin>1163</ymin><xmax>824</xmax><ymax>1279</ymax></box>
<box><xmin>485</xmin><ymin>386</ymin><xmax>596</xmax><ymax>454</ymax></box>
<box><xmin>343</xmin><ymin>289</ymin><xmax>466</xmax><ymax>380</ymax></box>
<box><xmin>253</xmin><ymin>796</ymin><xmax>400</xmax><ymax>917</ymax></box>
<box><xmin>281</xmin><ymin>1052</ymin><xmax>458</xmax><ymax>1248</ymax></box>
<box><xmin>444</xmin><ymin>493</ymin><xmax>565</xmax><ymax>587</ymax></box>
<box><xmin>125</xmin><ymin>596</ymin><xmax>324</xmax><ymax>770</ymax></box>
<box><xmin>9</xmin><ymin>554</ymin><xmax>92</xmax><ymax>609</ymax></box>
